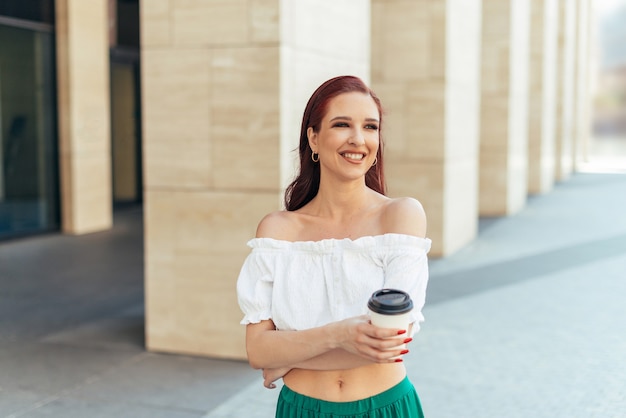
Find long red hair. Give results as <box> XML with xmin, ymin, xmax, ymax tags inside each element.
<box><xmin>284</xmin><ymin>76</ymin><xmax>387</xmax><ymax>211</ymax></box>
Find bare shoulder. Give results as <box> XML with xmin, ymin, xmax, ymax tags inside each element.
<box><xmin>255</xmin><ymin>211</ymin><xmax>299</xmax><ymax>240</ymax></box>
<box><xmin>382</xmin><ymin>197</ymin><xmax>427</xmax><ymax>238</ymax></box>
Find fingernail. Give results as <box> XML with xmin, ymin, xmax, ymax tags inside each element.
<box><xmin>397</xmin><ymin>330</ymin><xmax>407</xmax><ymax>335</ymax></box>
<box><xmin>395</xmin><ymin>358</ymin><xmax>403</xmax><ymax>362</ymax></box>
<box><xmin>400</xmin><ymin>349</ymin><xmax>409</xmax><ymax>355</ymax></box>
<box><xmin>403</xmin><ymin>338</ymin><xmax>413</xmax><ymax>344</ymax></box>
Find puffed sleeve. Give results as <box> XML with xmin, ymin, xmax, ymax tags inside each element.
<box><xmin>382</xmin><ymin>237</ymin><xmax>432</xmax><ymax>334</ymax></box>
<box><xmin>236</xmin><ymin>244</ymin><xmax>274</xmax><ymax>325</ymax></box>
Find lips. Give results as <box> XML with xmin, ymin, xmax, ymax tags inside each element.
<box><xmin>341</xmin><ymin>152</ymin><xmax>366</xmax><ymax>161</ymax></box>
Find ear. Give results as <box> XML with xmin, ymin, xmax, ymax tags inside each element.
<box><xmin>307</xmin><ymin>127</ymin><xmax>318</xmax><ymax>152</ymax></box>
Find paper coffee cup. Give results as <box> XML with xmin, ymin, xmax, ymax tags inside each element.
<box><xmin>367</xmin><ymin>288</ymin><xmax>413</xmax><ymax>331</ymax></box>
<box><xmin>368</xmin><ymin>289</ymin><xmax>413</xmax><ymax>356</ymax></box>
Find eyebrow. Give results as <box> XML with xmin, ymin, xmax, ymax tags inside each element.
<box><xmin>329</xmin><ymin>116</ymin><xmax>380</xmax><ymax>123</ymax></box>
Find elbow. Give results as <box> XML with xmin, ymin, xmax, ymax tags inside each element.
<box><xmin>248</xmin><ymin>353</ymin><xmax>263</xmax><ymax>370</ymax></box>
<box><xmin>245</xmin><ymin>345</ymin><xmax>264</xmax><ymax>370</ymax></box>
<box><xmin>247</xmin><ymin>357</ymin><xmax>263</xmax><ymax>370</ymax></box>
<box><xmin>246</xmin><ymin>345</ymin><xmax>279</xmax><ymax>370</ymax></box>
<box><xmin>245</xmin><ymin>322</ymin><xmax>277</xmax><ymax>369</ymax></box>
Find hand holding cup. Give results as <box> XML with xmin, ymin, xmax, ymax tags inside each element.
<box><xmin>367</xmin><ymin>289</ymin><xmax>413</xmax><ymax>358</ymax></box>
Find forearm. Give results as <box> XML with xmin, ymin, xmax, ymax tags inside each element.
<box><xmin>247</xmin><ymin>316</ymin><xmax>409</xmax><ymax>370</ymax></box>
<box><xmin>291</xmin><ymin>324</ymin><xmax>415</xmax><ymax>371</ymax></box>
<box><xmin>247</xmin><ymin>323</ymin><xmax>338</xmax><ymax>369</ymax></box>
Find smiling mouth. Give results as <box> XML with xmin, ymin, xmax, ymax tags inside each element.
<box><xmin>341</xmin><ymin>152</ymin><xmax>366</xmax><ymax>161</ymax></box>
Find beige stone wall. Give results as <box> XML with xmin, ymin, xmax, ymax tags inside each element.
<box><xmin>372</xmin><ymin>0</ymin><xmax>482</xmax><ymax>257</ymax></box>
<box><xmin>528</xmin><ymin>0</ymin><xmax>558</xmax><ymax>195</ymax></box>
<box><xmin>479</xmin><ymin>0</ymin><xmax>531</xmax><ymax>216</ymax></box>
<box><xmin>279</xmin><ymin>1</ymin><xmax>371</xmax><ymax>188</ymax></box>
<box><xmin>573</xmin><ymin>0</ymin><xmax>592</xmax><ymax>169</ymax></box>
<box><xmin>141</xmin><ymin>0</ymin><xmax>280</xmax><ymax>359</ymax></box>
<box><xmin>555</xmin><ymin>0</ymin><xmax>577</xmax><ymax>181</ymax></box>
<box><xmin>56</xmin><ymin>0</ymin><xmax>112</xmax><ymax>234</ymax></box>
<box><xmin>140</xmin><ymin>0</ymin><xmax>596</xmax><ymax>360</ymax></box>
<box><xmin>142</xmin><ymin>0</ymin><xmax>370</xmax><ymax>359</ymax></box>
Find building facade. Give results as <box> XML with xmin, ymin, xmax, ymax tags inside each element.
<box><xmin>0</xmin><ymin>0</ymin><xmax>594</xmax><ymax>359</ymax></box>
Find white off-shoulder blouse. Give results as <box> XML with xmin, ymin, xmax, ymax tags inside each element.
<box><xmin>236</xmin><ymin>233</ymin><xmax>432</xmax><ymax>333</ymax></box>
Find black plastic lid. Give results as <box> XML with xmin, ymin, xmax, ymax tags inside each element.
<box><xmin>367</xmin><ymin>289</ymin><xmax>413</xmax><ymax>315</ymax></box>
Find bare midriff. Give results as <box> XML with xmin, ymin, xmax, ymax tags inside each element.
<box><xmin>283</xmin><ymin>363</ymin><xmax>406</xmax><ymax>402</ymax></box>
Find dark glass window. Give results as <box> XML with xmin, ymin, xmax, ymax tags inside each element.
<box><xmin>0</xmin><ymin>23</ymin><xmax>59</xmax><ymax>239</ymax></box>
<box><xmin>116</xmin><ymin>0</ymin><xmax>139</xmax><ymax>48</ymax></box>
<box><xmin>0</xmin><ymin>0</ymin><xmax>54</xmax><ymax>25</ymax></box>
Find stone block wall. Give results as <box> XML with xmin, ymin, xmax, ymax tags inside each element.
<box><xmin>528</xmin><ymin>0</ymin><xmax>558</xmax><ymax>195</ymax></box>
<box><xmin>56</xmin><ymin>0</ymin><xmax>112</xmax><ymax>234</ymax></box>
<box><xmin>479</xmin><ymin>0</ymin><xmax>531</xmax><ymax>216</ymax></box>
<box><xmin>141</xmin><ymin>0</ymin><xmax>369</xmax><ymax>359</ymax></box>
<box><xmin>372</xmin><ymin>0</ymin><xmax>482</xmax><ymax>257</ymax></box>
<box><xmin>555</xmin><ymin>0</ymin><xmax>578</xmax><ymax>181</ymax></box>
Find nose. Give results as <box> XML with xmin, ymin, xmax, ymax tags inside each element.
<box><xmin>348</xmin><ymin>128</ymin><xmax>365</xmax><ymax>146</ymax></box>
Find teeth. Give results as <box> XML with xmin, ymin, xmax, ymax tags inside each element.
<box><xmin>343</xmin><ymin>153</ymin><xmax>365</xmax><ymax>160</ymax></box>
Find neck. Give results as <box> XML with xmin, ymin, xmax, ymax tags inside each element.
<box><xmin>309</xmin><ymin>175</ymin><xmax>371</xmax><ymax>221</ymax></box>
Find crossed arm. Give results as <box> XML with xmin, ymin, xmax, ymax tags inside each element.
<box><xmin>245</xmin><ymin>315</ymin><xmax>412</xmax><ymax>388</ymax></box>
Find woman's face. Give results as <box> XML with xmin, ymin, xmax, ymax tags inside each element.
<box><xmin>308</xmin><ymin>92</ymin><xmax>380</xmax><ymax>182</ymax></box>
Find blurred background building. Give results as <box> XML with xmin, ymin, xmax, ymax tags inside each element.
<box><xmin>595</xmin><ymin>1</ymin><xmax>626</xmax><ymax>134</ymax></box>
<box><xmin>0</xmin><ymin>0</ymin><xmax>622</xmax><ymax>360</ymax></box>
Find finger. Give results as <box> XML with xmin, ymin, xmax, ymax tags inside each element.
<box><xmin>356</xmin><ymin>342</ymin><xmax>401</xmax><ymax>363</ymax></box>
<box><xmin>379</xmin><ymin>337</ymin><xmax>413</xmax><ymax>350</ymax></box>
<box><xmin>383</xmin><ymin>347</ymin><xmax>410</xmax><ymax>362</ymax></box>
<box><xmin>363</xmin><ymin>339</ymin><xmax>412</xmax><ymax>362</ymax></box>
<box><xmin>368</xmin><ymin>326</ymin><xmax>408</xmax><ymax>339</ymax></box>
<box><xmin>361</xmin><ymin>333</ymin><xmax>411</xmax><ymax>351</ymax></box>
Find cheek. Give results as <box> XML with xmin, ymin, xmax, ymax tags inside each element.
<box><xmin>324</xmin><ymin>132</ymin><xmax>348</xmax><ymax>147</ymax></box>
<box><xmin>366</xmin><ymin>134</ymin><xmax>380</xmax><ymax>150</ymax></box>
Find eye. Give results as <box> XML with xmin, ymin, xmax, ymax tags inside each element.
<box><xmin>333</xmin><ymin>122</ymin><xmax>349</xmax><ymax>128</ymax></box>
<box><xmin>365</xmin><ymin>124</ymin><xmax>379</xmax><ymax>131</ymax></box>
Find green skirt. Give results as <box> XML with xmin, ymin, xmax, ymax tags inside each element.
<box><xmin>275</xmin><ymin>376</ymin><xmax>424</xmax><ymax>418</ymax></box>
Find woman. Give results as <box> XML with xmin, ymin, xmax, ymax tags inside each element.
<box><xmin>237</xmin><ymin>75</ymin><xmax>431</xmax><ymax>417</ymax></box>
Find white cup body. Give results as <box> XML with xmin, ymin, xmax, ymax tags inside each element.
<box><xmin>369</xmin><ymin>309</ymin><xmax>411</xmax><ymax>331</ymax></box>
<box><xmin>369</xmin><ymin>309</ymin><xmax>412</xmax><ymax>357</ymax></box>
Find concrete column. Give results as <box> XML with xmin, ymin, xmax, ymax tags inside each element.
<box><xmin>528</xmin><ymin>0</ymin><xmax>558</xmax><ymax>195</ymax></box>
<box><xmin>555</xmin><ymin>0</ymin><xmax>577</xmax><ymax>181</ymax></box>
<box><xmin>141</xmin><ymin>0</ymin><xmax>369</xmax><ymax>359</ymax></box>
<box><xmin>55</xmin><ymin>0</ymin><xmax>112</xmax><ymax>234</ymax></box>
<box><xmin>573</xmin><ymin>0</ymin><xmax>592</xmax><ymax>169</ymax></box>
<box><xmin>479</xmin><ymin>0</ymin><xmax>531</xmax><ymax>216</ymax></box>
<box><xmin>371</xmin><ymin>0</ymin><xmax>482</xmax><ymax>257</ymax></box>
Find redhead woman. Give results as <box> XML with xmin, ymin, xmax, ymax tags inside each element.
<box><xmin>237</xmin><ymin>75</ymin><xmax>431</xmax><ymax>417</ymax></box>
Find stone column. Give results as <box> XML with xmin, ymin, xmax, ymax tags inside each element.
<box><xmin>555</xmin><ymin>0</ymin><xmax>577</xmax><ymax>181</ymax></box>
<box><xmin>479</xmin><ymin>0</ymin><xmax>531</xmax><ymax>216</ymax></box>
<box><xmin>141</xmin><ymin>1</ymin><xmax>370</xmax><ymax>359</ymax></box>
<box><xmin>573</xmin><ymin>0</ymin><xmax>592</xmax><ymax>169</ymax></box>
<box><xmin>528</xmin><ymin>0</ymin><xmax>558</xmax><ymax>195</ymax></box>
<box><xmin>56</xmin><ymin>0</ymin><xmax>112</xmax><ymax>234</ymax></box>
<box><xmin>371</xmin><ymin>0</ymin><xmax>482</xmax><ymax>257</ymax></box>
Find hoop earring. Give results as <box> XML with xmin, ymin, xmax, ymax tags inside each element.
<box><xmin>372</xmin><ymin>157</ymin><xmax>377</xmax><ymax>166</ymax></box>
<box><xmin>312</xmin><ymin>152</ymin><xmax>319</xmax><ymax>163</ymax></box>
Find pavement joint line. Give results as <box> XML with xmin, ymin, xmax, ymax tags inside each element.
<box><xmin>427</xmin><ymin>232</ymin><xmax>626</xmax><ymax>305</ymax></box>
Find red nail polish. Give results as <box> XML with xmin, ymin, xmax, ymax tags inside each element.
<box><xmin>397</xmin><ymin>330</ymin><xmax>407</xmax><ymax>335</ymax></box>
<box><xmin>400</xmin><ymin>349</ymin><xmax>409</xmax><ymax>355</ymax></box>
<box><xmin>403</xmin><ymin>338</ymin><xmax>413</xmax><ymax>344</ymax></box>
<box><xmin>395</xmin><ymin>358</ymin><xmax>403</xmax><ymax>362</ymax></box>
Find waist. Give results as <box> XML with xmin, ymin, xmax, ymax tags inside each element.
<box><xmin>283</xmin><ymin>363</ymin><xmax>407</xmax><ymax>402</ymax></box>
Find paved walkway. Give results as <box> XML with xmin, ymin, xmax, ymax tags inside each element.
<box><xmin>205</xmin><ymin>172</ymin><xmax>626</xmax><ymax>418</ymax></box>
<box><xmin>1</xmin><ymin>172</ymin><xmax>625</xmax><ymax>417</ymax></box>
